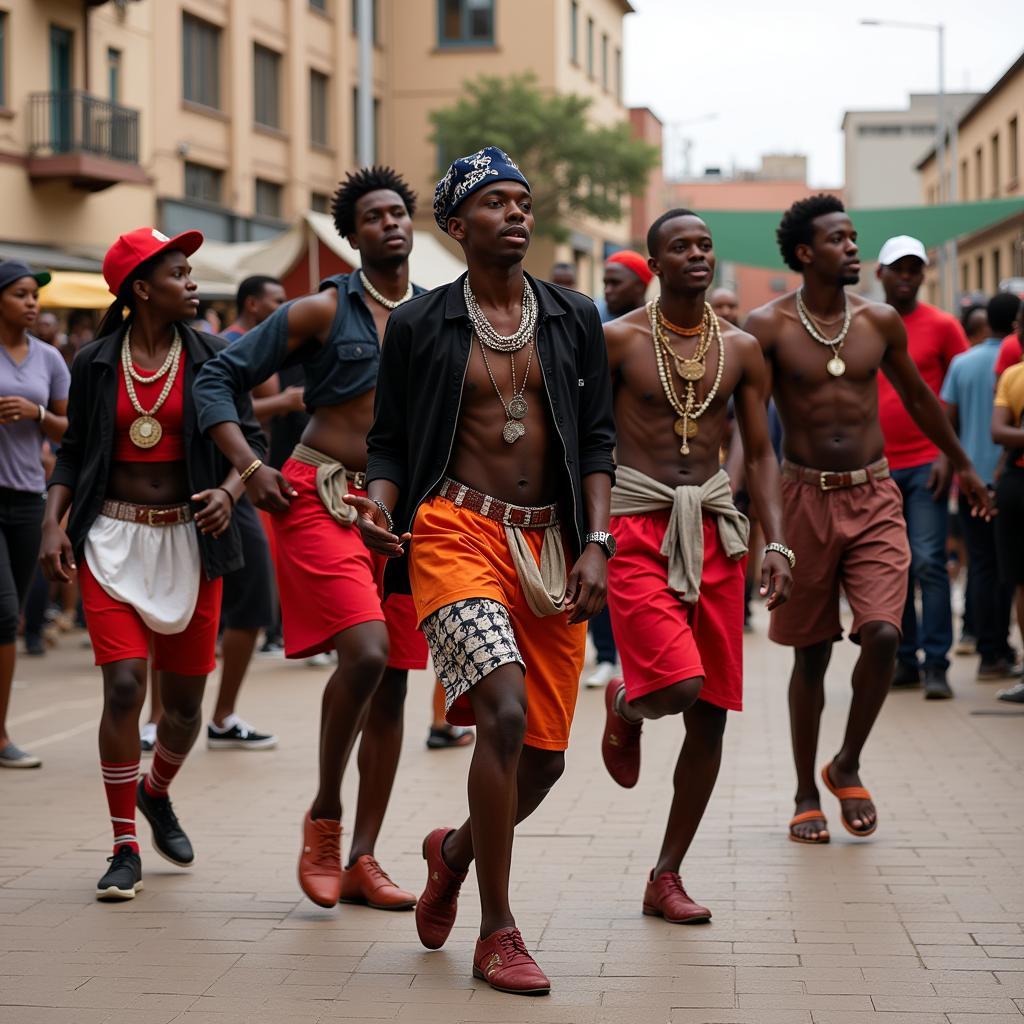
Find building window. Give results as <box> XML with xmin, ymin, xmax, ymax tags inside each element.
<box><xmin>438</xmin><ymin>0</ymin><xmax>494</xmax><ymax>47</ymax></box>
<box><xmin>976</xmin><ymin>254</ymin><xmax>985</xmax><ymax>291</ymax></box>
<box><xmin>253</xmin><ymin>44</ymin><xmax>282</xmax><ymax>129</ymax></box>
<box><xmin>601</xmin><ymin>33</ymin><xmax>608</xmax><ymax>90</ymax></box>
<box><xmin>107</xmin><ymin>47</ymin><xmax>122</xmax><ymax>103</ymax></box>
<box><xmin>182</xmin><ymin>14</ymin><xmax>221</xmax><ymax>109</ymax></box>
<box><xmin>0</xmin><ymin>11</ymin><xmax>7</xmax><ymax>108</ymax></box>
<box><xmin>961</xmin><ymin>262</ymin><xmax>969</xmax><ymax>293</ymax></box>
<box><xmin>255</xmin><ymin>178</ymin><xmax>283</xmax><ymax>219</ymax></box>
<box><xmin>991</xmin><ymin>132</ymin><xmax>1000</xmax><ymax>196</ymax></box>
<box><xmin>857</xmin><ymin>124</ymin><xmax>903</xmax><ymax>136</ymax></box>
<box><xmin>959</xmin><ymin>158</ymin><xmax>967</xmax><ymax>201</ymax></box>
<box><xmin>310</xmin><ymin>69</ymin><xmax>329</xmax><ymax>147</ymax></box>
<box><xmin>974</xmin><ymin>146</ymin><xmax>983</xmax><ymax>201</ymax></box>
<box><xmin>993</xmin><ymin>247</ymin><xmax>1002</xmax><ymax>286</ymax></box>
<box><xmin>351</xmin><ymin>0</ymin><xmax>380</xmax><ymax>43</ymax></box>
<box><xmin>1010</xmin><ymin>116</ymin><xmax>1020</xmax><ymax>185</ymax></box>
<box><xmin>586</xmin><ymin>17</ymin><xmax>594</xmax><ymax>78</ymax></box>
<box><xmin>310</xmin><ymin>0</ymin><xmax>328</xmax><ymax>11</ymax></box>
<box><xmin>311</xmin><ymin>191</ymin><xmax>331</xmax><ymax>214</ymax></box>
<box><xmin>615</xmin><ymin>47</ymin><xmax>622</xmax><ymax>102</ymax></box>
<box><xmin>570</xmin><ymin>1</ymin><xmax>578</xmax><ymax>64</ymax></box>
<box><xmin>184</xmin><ymin>161</ymin><xmax>223</xmax><ymax>204</ymax></box>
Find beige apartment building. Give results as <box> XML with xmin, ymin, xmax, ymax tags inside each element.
<box><xmin>0</xmin><ymin>0</ymin><xmax>634</xmax><ymax>292</ymax></box>
<box><xmin>918</xmin><ymin>51</ymin><xmax>1024</xmax><ymax>298</ymax></box>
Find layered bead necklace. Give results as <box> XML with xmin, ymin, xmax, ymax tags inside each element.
<box><xmin>796</xmin><ymin>290</ymin><xmax>851</xmax><ymax>377</ymax></box>
<box><xmin>648</xmin><ymin>299</ymin><xmax>725</xmax><ymax>456</ymax></box>
<box><xmin>464</xmin><ymin>277</ymin><xmax>538</xmax><ymax>444</ymax></box>
<box><xmin>121</xmin><ymin>326</ymin><xmax>183</xmax><ymax>449</ymax></box>
<box><xmin>359</xmin><ymin>269</ymin><xmax>413</xmax><ymax>310</ymax></box>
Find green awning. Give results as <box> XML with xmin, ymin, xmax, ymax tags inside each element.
<box><xmin>698</xmin><ymin>198</ymin><xmax>1024</xmax><ymax>270</ymax></box>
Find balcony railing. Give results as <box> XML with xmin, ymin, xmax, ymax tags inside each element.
<box><xmin>28</xmin><ymin>90</ymin><xmax>139</xmax><ymax>164</ymax></box>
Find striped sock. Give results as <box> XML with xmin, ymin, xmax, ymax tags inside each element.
<box><xmin>143</xmin><ymin>740</ymin><xmax>187</xmax><ymax>798</ymax></box>
<box><xmin>100</xmin><ymin>760</ymin><xmax>140</xmax><ymax>853</ymax></box>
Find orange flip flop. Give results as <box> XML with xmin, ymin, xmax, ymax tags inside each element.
<box><xmin>788</xmin><ymin>809</ymin><xmax>830</xmax><ymax>844</ymax></box>
<box><xmin>820</xmin><ymin>762</ymin><xmax>877</xmax><ymax>837</ymax></box>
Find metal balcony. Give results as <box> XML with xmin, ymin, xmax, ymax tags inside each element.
<box><xmin>27</xmin><ymin>90</ymin><xmax>147</xmax><ymax>191</ymax></box>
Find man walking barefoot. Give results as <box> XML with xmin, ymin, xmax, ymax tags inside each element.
<box><xmin>601</xmin><ymin>209</ymin><xmax>792</xmax><ymax>921</ymax></box>
<box><xmin>746</xmin><ymin>195</ymin><xmax>990</xmax><ymax>844</ymax></box>
<box><xmin>350</xmin><ymin>147</ymin><xmax>615</xmax><ymax>995</ymax></box>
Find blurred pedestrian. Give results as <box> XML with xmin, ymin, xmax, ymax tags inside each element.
<box><xmin>876</xmin><ymin>236</ymin><xmax>967</xmax><ymax>697</ymax></box>
<box><xmin>34</xmin><ymin>311</ymin><xmax>64</xmax><ymax>348</ymax></box>
<box><xmin>941</xmin><ymin>293</ymin><xmax>1019</xmax><ymax>682</ymax></box>
<box><xmin>709</xmin><ymin>286</ymin><xmax>741</xmax><ymax>326</ymax></box>
<box><xmin>550</xmin><ymin>261</ymin><xmax>578</xmax><ymax>289</ymax></box>
<box><xmin>0</xmin><ymin>261</ymin><xmax>69</xmax><ymax>768</ymax></box>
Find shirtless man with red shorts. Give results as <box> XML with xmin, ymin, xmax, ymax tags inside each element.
<box><xmin>745</xmin><ymin>194</ymin><xmax>991</xmax><ymax>844</ymax></box>
<box><xmin>194</xmin><ymin>167</ymin><xmax>429</xmax><ymax>910</ymax></box>
<box><xmin>601</xmin><ymin>209</ymin><xmax>792</xmax><ymax>922</ymax></box>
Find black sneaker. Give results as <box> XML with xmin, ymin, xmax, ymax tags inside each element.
<box><xmin>136</xmin><ymin>779</ymin><xmax>194</xmax><ymax>867</ymax></box>
<box><xmin>977</xmin><ymin>657</ymin><xmax>1017</xmax><ymax>681</ymax></box>
<box><xmin>96</xmin><ymin>845</ymin><xmax>143</xmax><ymax>901</ymax></box>
<box><xmin>207</xmin><ymin>715</ymin><xmax>278</xmax><ymax>750</ymax></box>
<box><xmin>923</xmin><ymin>667</ymin><xmax>953</xmax><ymax>700</ymax></box>
<box><xmin>891</xmin><ymin>661</ymin><xmax>921</xmax><ymax>688</ymax></box>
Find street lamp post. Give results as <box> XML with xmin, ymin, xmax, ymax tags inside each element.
<box><xmin>860</xmin><ymin>18</ymin><xmax>954</xmax><ymax>307</ymax></box>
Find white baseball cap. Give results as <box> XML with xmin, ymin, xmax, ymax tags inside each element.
<box><xmin>878</xmin><ymin>235</ymin><xmax>929</xmax><ymax>267</ymax></box>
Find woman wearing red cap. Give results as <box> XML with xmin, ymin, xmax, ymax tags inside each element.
<box><xmin>39</xmin><ymin>228</ymin><xmax>265</xmax><ymax>901</ymax></box>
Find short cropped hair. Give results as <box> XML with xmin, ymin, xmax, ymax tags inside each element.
<box><xmin>235</xmin><ymin>275</ymin><xmax>282</xmax><ymax>310</ymax></box>
<box><xmin>776</xmin><ymin>194</ymin><xmax>846</xmax><ymax>272</ymax></box>
<box><xmin>988</xmin><ymin>292</ymin><xmax>1021</xmax><ymax>337</ymax></box>
<box><xmin>646</xmin><ymin>208</ymin><xmax>698</xmax><ymax>257</ymax></box>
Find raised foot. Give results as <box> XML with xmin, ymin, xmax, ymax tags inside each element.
<box><xmin>298</xmin><ymin>811</ymin><xmax>342</xmax><ymax>907</ymax></box>
<box><xmin>601</xmin><ymin>679</ymin><xmax>642</xmax><ymax>788</ymax></box>
<box><xmin>821</xmin><ymin>761</ymin><xmax>877</xmax><ymax>837</ymax></box>
<box><xmin>416</xmin><ymin>827</ymin><xmax>466</xmax><ymax>950</ymax></box>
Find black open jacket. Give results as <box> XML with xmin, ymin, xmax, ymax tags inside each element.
<box><xmin>49</xmin><ymin>323</ymin><xmax>265</xmax><ymax>580</ymax></box>
<box><xmin>367</xmin><ymin>271</ymin><xmax>616</xmax><ymax>595</ymax></box>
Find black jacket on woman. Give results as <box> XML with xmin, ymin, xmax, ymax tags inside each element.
<box><xmin>49</xmin><ymin>323</ymin><xmax>265</xmax><ymax>579</ymax></box>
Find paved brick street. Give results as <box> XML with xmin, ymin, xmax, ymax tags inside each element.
<box><xmin>2</xmin><ymin>607</ymin><xmax>1022</xmax><ymax>1024</ymax></box>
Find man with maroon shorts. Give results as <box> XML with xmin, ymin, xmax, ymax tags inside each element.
<box><xmin>746</xmin><ymin>195</ymin><xmax>991</xmax><ymax>844</ymax></box>
<box><xmin>195</xmin><ymin>167</ymin><xmax>429</xmax><ymax>911</ymax></box>
<box><xmin>601</xmin><ymin>209</ymin><xmax>792</xmax><ymax>922</ymax></box>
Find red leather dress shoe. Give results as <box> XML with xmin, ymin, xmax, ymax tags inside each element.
<box><xmin>642</xmin><ymin>871</ymin><xmax>711</xmax><ymax>924</ymax></box>
<box><xmin>297</xmin><ymin>811</ymin><xmax>342</xmax><ymax>908</ymax></box>
<box><xmin>415</xmin><ymin>827</ymin><xmax>467</xmax><ymax>949</ymax></box>
<box><xmin>601</xmin><ymin>679</ymin><xmax>642</xmax><ymax>788</ymax></box>
<box><xmin>473</xmin><ymin>927</ymin><xmax>551</xmax><ymax>996</ymax></box>
<box><xmin>340</xmin><ymin>855</ymin><xmax>416</xmax><ymax>910</ymax></box>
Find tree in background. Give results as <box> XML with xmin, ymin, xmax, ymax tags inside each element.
<box><xmin>429</xmin><ymin>74</ymin><xmax>659</xmax><ymax>242</ymax></box>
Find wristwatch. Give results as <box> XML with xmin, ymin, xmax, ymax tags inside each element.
<box><xmin>585</xmin><ymin>531</ymin><xmax>616</xmax><ymax>559</ymax></box>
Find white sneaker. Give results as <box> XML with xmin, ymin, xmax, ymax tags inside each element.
<box><xmin>304</xmin><ymin>651</ymin><xmax>335</xmax><ymax>668</ymax></box>
<box><xmin>140</xmin><ymin>722</ymin><xmax>157</xmax><ymax>755</ymax></box>
<box><xmin>583</xmin><ymin>661</ymin><xmax>618</xmax><ymax>689</ymax></box>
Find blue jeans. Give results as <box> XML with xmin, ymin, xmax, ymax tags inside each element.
<box><xmin>891</xmin><ymin>462</ymin><xmax>952</xmax><ymax>671</ymax></box>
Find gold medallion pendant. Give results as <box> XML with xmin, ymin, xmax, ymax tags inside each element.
<box><xmin>130</xmin><ymin>415</ymin><xmax>162</xmax><ymax>448</ymax></box>
<box><xmin>674</xmin><ymin>417</ymin><xmax>698</xmax><ymax>439</ymax></box>
<box><xmin>827</xmin><ymin>356</ymin><xmax>846</xmax><ymax>377</ymax></box>
<box><xmin>676</xmin><ymin>359</ymin><xmax>705</xmax><ymax>382</ymax></box>
<box><xmin>502</xmin><ymin>419</ymin><xmax>526</xmax><ymax>444</ymax></box>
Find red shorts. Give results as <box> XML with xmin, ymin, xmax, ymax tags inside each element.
<box><xmin>271</xmin><ymin>458</ymin><xmax>429</xmax><ymax>669</ymax></box>
<box><xmin>80</xmin><ymin>557</ymin><xmax>222</xmax><ymax>676</ymax></box>
<box><xmin>607</xmin><ymin>511</ymin><xmax>746</xmax><ymax>712</ymax></box>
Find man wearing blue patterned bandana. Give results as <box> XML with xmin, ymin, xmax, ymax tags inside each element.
<box><xmin>348</xmin><ymin>146</ymin><xmax>616</xmax><ymax>995</ymax></box>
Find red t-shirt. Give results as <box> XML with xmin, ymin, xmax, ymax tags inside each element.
<box><xmin>995</xmin><ymin>334</ymin><xmax>1023</xmax><ymax>379</ymax></box>
<box><xmin>113</xmin><ymin>353</ymin><xmax>186</xmax><ymax>462</ymax></box>
<box><xmin>878</xmin><ymin>303</ymin><xmax>967</xmax><ymax>469</ymax></box>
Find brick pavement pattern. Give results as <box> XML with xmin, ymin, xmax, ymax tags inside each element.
<box><xmin>1</xmin><ymin>608</ymin><xmax>1022</xmax><ymax>1024</ymax></box>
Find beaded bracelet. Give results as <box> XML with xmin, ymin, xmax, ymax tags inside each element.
<box><xmin>239</xmin><ymin>458</ymin><xmax>263</xmax><ymax>484</ymax></box>
<box><xmin>372</xmin><ymin>498</ymin><xmax>395</xmax><ymax>533</ymax></box>
<box><xmin>763</xmin><ymin>541</ymin><xmax>796</xmax><ymax>569</ymax></box>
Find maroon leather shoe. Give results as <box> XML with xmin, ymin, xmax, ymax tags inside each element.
<box><xmin>601</xmin><ymin>679</ymin><xmax>642</xmax><ymax>788</ymax></box>
<box><xmin>642</xmin><ymin>870</ymin><xmax>711</xmax><ymax>924</ymax></box>
<box><xmin>415</xmin><ymin>827</ymin><xmax>467</xmax><ymax>949</ymax></box>
<box><xmin>473</xmin><ymin>927</ymin><xmax>551</xmax><ymax>996</ymax></box>
<box><xmin>340</xmin><ymin>854</ymin><xmax>416</xmax><ymax>910</ymax></box>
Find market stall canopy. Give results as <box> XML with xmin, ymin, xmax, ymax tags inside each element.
<box><xmin>699</xmin><ymin>198</ymin><xmax>1024</xmax><ymax>270</ymax></box>
<box><xmin>39</xmin><ymin>271</ymin><xmax>111</xmax><ymax>309</ymax></box>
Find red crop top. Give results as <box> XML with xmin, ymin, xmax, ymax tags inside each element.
<box><xmin>113</xmin><ymin>353</ymin><xmax>186</xmax><ymax>462</ymax></box>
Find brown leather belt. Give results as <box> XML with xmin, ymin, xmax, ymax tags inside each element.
<box><xmin>100</xmin><ymin>500</ymin><xmax>193</xmax><ymax>526</ymax></box>
<box><xmin>781</xmin><ymin>457</ymin><xmax>890</xmax><ymax>492</ymax></box>
<box><xmin>439</xmin><ymin>478</ymin><xmax>558</xmax><ymax>529</ymax></box>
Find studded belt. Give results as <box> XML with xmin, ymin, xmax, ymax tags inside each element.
<box><xmin>781</xmin><ymin>457</ymin><xmax>890</xmax><ymax>491</ymax></box>
<box><xmin>438</xmin><ymin>478</ymin><xmax>558</xmax><ymax>529</ymax></box>
<box><xmin>100</xmin><ymin>500</ymin><xmax>193</xmax><ymax>527</ymax></box>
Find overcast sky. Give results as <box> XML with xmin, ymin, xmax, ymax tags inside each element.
<box><xmin>624</xmin><ymin>0</ymin><xmax>1021</xmax><ymax>187</ymax></box>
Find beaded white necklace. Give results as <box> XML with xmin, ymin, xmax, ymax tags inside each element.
<box><xmin>359</xmin><ymin>270</ymin><xmax>413</xmax><ymax>310</ymax></box>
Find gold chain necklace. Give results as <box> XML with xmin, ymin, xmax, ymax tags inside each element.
<box><xmin>121</xmin><ymin>327</ymin><xmax>183</xmax><ymax>449</ymax></box>
<box><xmin>655</xmin><ymin>303</ymin><xmax>713</xmax><ymax>381</ymax></box>
<box><xmin>796</xmin><ymin>290</ymin><xmax>851</xmax><ymax>377</ymax></box>
<box><xmin>477</xmin><ymin>334</ymin><xmax>535</xmax><ymax>444</ymax></box>
<box><xmin>647</xmin><ymin>300</ymin><xmax>725</xmax><ymax>455</ymax></box>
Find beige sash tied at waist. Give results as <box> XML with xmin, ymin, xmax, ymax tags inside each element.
<box><xmin>610</xmin><ymin>465</ymin><xmax>749</xmax><ymax>604</ymax></box>
<box><xmin>507</xmin><ymin>524</ymin><xmax>566</xmax><ymax>619</ymax></box>
<box><xmin>290</xmin><ymin>443</ymin><xmax>358</xmax><ymax>526</ymax></box>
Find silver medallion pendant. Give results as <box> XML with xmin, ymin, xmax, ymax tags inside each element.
<box><xmin>827</xmin><ymin>356</ymin><xmax>846</xmax><ymax>377</ymax></box>
<box><xmin>502</xmin><ymin>419</ymin><xmax>526</xmax><ymax>444</ymax></box>
<box><xmin>508</xmin><ymin>395</ymin><xmax>528</xmax><ymax>420</ymax></box>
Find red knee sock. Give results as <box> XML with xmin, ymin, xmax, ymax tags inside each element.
<box><xmin>101</xmin><ymin>760</ymin><xmax>140</xmax><ymax>853</ymax></box>
<box><xmin>143</xmin><ymin>740</ymin><xmax>187</xmax><ymax>798</ymax></box>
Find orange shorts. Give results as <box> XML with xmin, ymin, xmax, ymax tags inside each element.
<box><xmin>409</xmin><ymin>494</ymin><xmax>586</xmax><ymax>752</ymax></box>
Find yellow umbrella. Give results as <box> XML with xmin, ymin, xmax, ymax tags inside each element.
<box><xmin>38</xmin><ymin>271</ymin><xmax>111</xmax><ymax>310</ymax></box>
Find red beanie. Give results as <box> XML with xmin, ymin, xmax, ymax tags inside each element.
<box><xmin>606</xmin><ymin>249</ymin><xmax>653</xmax><ymax>286</ymax></box>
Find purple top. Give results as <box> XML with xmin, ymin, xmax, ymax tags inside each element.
<box><xmin>0</xmin><ymin>335</ymin><xmax>71</xmax><ymax>492</ymax></box>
